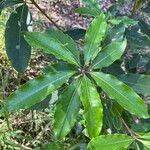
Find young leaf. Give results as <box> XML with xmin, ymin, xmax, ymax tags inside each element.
<box><xmin>0</xmin><ymin>0</ymin><xmax>23</xmax><ymax>11</ymax></box>
<box><xmin>88</xmin><ymin>134</ymin><xmax>134</xmax><ymax>150</ymax></box>
<box><xmin>0</xmin><ymin>71</ymin><xmax>74</xmax><ymax>113</ymax></box>
<box><xmin>92</xmin><ymin>39</ymin><xmax>127</xmax><ymax>69</ymax></box>
<box><xmin>54</xmin><ymin>79</ymin><xmax>81</xmax><ymax>140</ymax></box>
<box><xmin>5</xmin><ymin>4</ymin><xmax>31</xmax><ymax>73</ymax></box>
<box><xmin>80</xmin><ymin>75</ymin><xmax>103</xmax><ymax>138</ymax></box>
<box><xmin>119</xmin><ymin>73</ymin><xmax>150</xmax><ymax>95</ymax></box>
<box><xmin>91</xmin><ymin>72</ymin><xmax>149</xmax><ymax>118</ymax></box>
<box><xmin>84</xmin><ymin>13</ymin><xmax>107</xmax><ymax>65</ymax></box>
<box><xmin>24</xmin><ymin>32</ymin><xmax>79</xmax><ymax>66</ymax></box>
<box><xmin>45</xmin><ymin>28</ymin><xmax>80</xmax><ymax>63</ymax></box>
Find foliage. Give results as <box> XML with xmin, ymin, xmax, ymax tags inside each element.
<box><xmin>0</xmin><ymin>0</ymin><xmax>150</xmax><ymax>149</ymax></box>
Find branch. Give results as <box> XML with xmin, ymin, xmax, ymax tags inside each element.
<box><xmin>30</xmin><ymin>0</ymin><xmax>63</xmax><ymax>31</ymax></box>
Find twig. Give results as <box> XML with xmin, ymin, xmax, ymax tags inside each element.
<box><xmin>30</xmin><ymin>0</ymin><xmax>63</xmax><ymax>31</ymax></box>
<box><xmin>121</xmin><ymin>117</ymin><xmax>139</xmax><ymax>139</ymax></box>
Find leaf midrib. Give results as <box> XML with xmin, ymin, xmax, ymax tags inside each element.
<box><xmin>92</xmin><ymin>73</ymin><xmax>146</xmax><ymax>116</ymax></box>
<box><xmin>57</xmin><ymin>80</ymin><xmax>81</xmax><ymax>138</ymax></box>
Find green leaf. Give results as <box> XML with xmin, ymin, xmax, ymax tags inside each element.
<box><xmin>139</xmin><ymin>132</ymin><xmax>150</xmax><ymax>141</ymax></box>
<box><xmin>88</xmin><ymin>134</ymin><xmax>134</xmax><ymax>150</ymax></box>
<box><xmin>102</xmin><ymin>63</ymin><xmax>124</xmax><ymax>77</ymax></box>
<box><xmin>5</xmin><ymin>4</ymin><xmax>31</xmax><ymax>73</ymax></box>
<box><xmin>91</xmin><ymin>72</ymin><xmax>149</xmax><ymax>118</ymax></box>
<box><xmin>64</xmin><ymin>29</ymin><xmax>86</xmax><ymax>40</ymax></box>
<box><xmin>0</xmin><ymin>71</ymin><xmax>74</xmax><ymax>113</ymax></box>
<box><xmin>43</xmin><ymin>62</ymin><xmax>77</xmax><ymax>74</ymax></box>
<box><xmin>92</xmin><ymin>39</ymin><xmax>127</xmax><ymax>69</ymax></box>
<box><xmin>0</xmin><ymin>0</ymin><xmax>23</xmax><ymax>11</ymax></box>
<box><xmin>109</xmin><ymin>16</ymin><xmax>138</xmax><ymax>27</ymax></box>
<box><xmin>80</xmin><ymin>75</ymin><xmax>103</xmax><ymax>138</ymax></box>
<box><xmin>84</xmin><ymin>13</ymin><xmax>107</xmax><ymax>65</ymax></box>
<box><xmin>54</xmin><ymin>79</ymin><xmax>81</xmax><ymax>140</ymax></box>
<box><xmin>45</xmin><ymin>28</ymin><xmax>80</xmax><ymax>63</ymax></box>
<box><xmin>76</xmin><ymin>0</ymin><xmax>101</xmax><ymax>17</ymax></box>
<box><xmin>103</xmin><ymin>24</ymin><xmax>125</xmax><ymax>46</ymax></box>
<box><xmin>138</xmin><ymin>133</ymin><xmax>150</xmax><ymax>149</ymax></box>
<box><xmin>125</xmin><ymin>29</ymin><xmax>150</xmax><ymax>49</ymax></box>
<box><xmin>75</xmin><ymin>7</ymin><xmax>100</xmax><ymax>17</ymax></box>
<box><xmin>24</xmin><ymin>32</ymin><xmax>79</xmax><ymax>66</ymax></box>
<box><xmin>119</xmin><ymin>73</ymin><xmax>150</xmax><ymax>96</ymax></box>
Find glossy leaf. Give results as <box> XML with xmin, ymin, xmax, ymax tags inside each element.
<box><xmin>88</xmin><ymin>134</ymin><xmax>134</xmax><ymax>150</ymax></box>
<box><xmin>0</xmin><ymin>0</ymin><xmax>23</xmax><ymax>11</ymax></box>
<box><xmin>5</xmin><ymin>4</ymin><xmax>31</xmax><ymax>73</ymax></box>
<box><xmin>80</xmin><ymin>75</ymin><xmax>103</xmax><ymax>138</ymax></box>
<box><xmin>0</xmin><ymin>71</ymin><xmax>74</xmax><ymax>113</ymax></box>
<box><xmin>43</xmin><ymin>62</ymin><xmax>77</xmax><ymax>74</ymax></box>
<box><xmin>54</xmin><ymin>79</ymin><xmax>81</xmax><ymax>140</ymax></box>
<box><xmin>91</xmin><ymin>72</ymin><xmax>149</xmax><ymax>118</ymax></box>
<box><xmin>119</xmin><ymin>74</ymin><xmax>150</xmax><ymax>95</ymax></box>
<box><xmin>92</xmin><ymin>39</ymin><xmax>127</xmax><ymax>69</ymax></box>
<box><xmin>84</xmin><ymin>14</ymin><xmax>107</xmax><ymax>65</ymax></box>
<box><xmin>24</xmin><ymin>32</ymin><xmax>79</xmax><ymax>66</ymax></box>
<box><xmin>45</xmin><ymin>28</ymin><xmax>80</xmax><ymax>63</ymax></box>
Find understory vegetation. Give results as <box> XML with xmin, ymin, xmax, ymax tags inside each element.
<box><xmin>0</xmin><ymin>0</ymin><xmax>150</xmax><ymax>149</ymax></box>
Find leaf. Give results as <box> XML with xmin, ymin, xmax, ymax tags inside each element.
<box><xmin>54</xmin><ymin>79</ymin><xmax>81</xmax><ymax>140</ymax></box>
<box><xmin>109</xmin><ymin>16</ymin><xmax>138</xmax><ymax>27</ymax></box>
<box><xmin>102</xmin><ymin>63</ymin><xmax>124</xmax><ymax>77</ymax></box>
<box><xmin>76</xmin><ymin>0</ymin><xmax>101</xmax><ymax>17</ymax></box>
<box><xmin>5</xmin><ymin>4</ymin><xmax>31</xmax><ymax>73</ymax></box>
<box><xmin>91</xmin><ymin>72</ymin><xmax>149</xmax><ymax>118</ymax></box>
<box><xmin>138</xmin><ymin>133</ymin><xmax>150</xmax><ymax>149</ymax></box>
<box><xmin>65</xmin><ymin>28</ymin><xmax>86</xmax><ymax>40</ymax></box>
<box><xmin>92</xmin><ymin>39</ymin><xmax>127</xmax><ymax>69</ymax></box>
<box><xmin>0</xmin><ymin>71</ymin><xmax>74</xmax><ymax>113</ymax></box>
<box><xmin>43</xmin><ymin>62</ymin><xmax>77</xmax><ymax>74</ymax></box>
<box><xmin>84</xmin><ymin>13</ymin><xmax>107</xmax><ymax>65</ymax></box>
<box><xmin>125</xmin><ymin>29</ymin><xmax>150</xmax><ymax>49</ymax></box>
<box><xmin>0</xmin><ymin>0</ymin><xmax>23</xmax><ymax>11</ymax></box>
<box><xmin>45</xmin><ymin>28</ymin><xmax>80</xmax><ymax>63</ymax></box>
<box><xmin>119</xmin><ymin>73</ymin><xmax>150</xmax><ymax>95</ymax></box>
<box><xmin>103</xmin><ymin>24</ymin><xmax>125</xmax><ymax>46</ymax></box>
<box><xmin>75</xmin><ymin>7</ymin><xmax>100</xmax><ymax>17</ymax></box>
<box><xmin>24</xmin><ymin>32</ymin><xmax>79</xmax><ymax>66</ymax></box>
<box><xmin>80</xmin><ymin>75</ymin><xmax>103</xmax><ymax>138</ymax></box>
<box><xmin>88</xmin><ymin>134</ymin><xmax>134</xmax><ymax>150</ymax></box>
